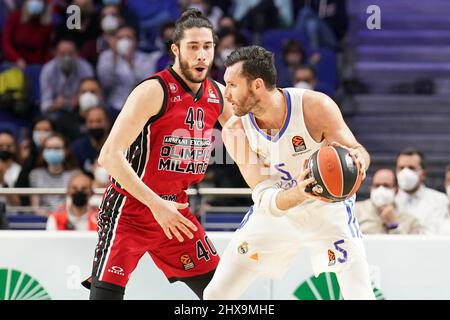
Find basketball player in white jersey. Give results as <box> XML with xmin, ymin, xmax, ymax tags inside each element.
<box><xmin>203</xmin><ymin>46</ymin><xmax>375</xmax><ymax>300</ymax></box>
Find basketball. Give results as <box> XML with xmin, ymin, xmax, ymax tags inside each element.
<box><xmin>305</xmin><ymin>145</ymin><xmax>363</xmax><ymax>202</ymax></box>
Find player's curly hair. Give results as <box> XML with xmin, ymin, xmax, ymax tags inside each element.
<box><xmin>173</xmin><ymin>8</ymin><xmax>217</xmax><ymax>45</ymax></box>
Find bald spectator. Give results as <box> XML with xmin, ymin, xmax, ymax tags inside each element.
<box><xmin>46</xmin><ymin>172</ymin><xmax>98</xmax><ymax>231</ymax></box>
<box><xmin>355</xmin><ymin>168</ymin><xmax>421</xmax><ymax>234</ymax></box>
<box><xmin>70</xmin><ymin>107</ymin><xmax>110</xmax><ymax>173</ymax></box>
<box><xmin>395</xmin><ymin>148</ymin><xmax>449</xmax><ymax>235</ymax></box>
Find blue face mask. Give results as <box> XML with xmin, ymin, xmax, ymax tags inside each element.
<box><xmin>102</xmin><ymin>0</ymin><xmax>120</xmax><ymax>5</ymax></box>
<box><xmin>27</xmin><ymin>0</ymin><xmax>44</xmax><ymax>16</ymax></box>
<box><xmin>43</xmin><ymin>149</ymin><xmax>65</xmax><ymax>165</ymax></box>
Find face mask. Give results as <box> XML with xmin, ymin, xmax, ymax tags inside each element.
<box><xmin>220</xmin><ymin>48</ymin><xmax>234</xmax><ymax>62</ymax></box>
<box><xmin>370</xmin><ymin>186</ymin><xmax>395</xmax><ymax>208</ymax></box>
<box><xmin>116</xmin><ymin>38</ymin><xmax>132</xmax><ymax>56</ymax></box>
<box><xmin>397</xmin><ymin>168</ymin><xmax>420</xmax><ymax>192</ymax></box>
<box><xmin>43</xmin><ymin>149</ymin><xmax>65</xmax><ymax>165</ymax></box>
<box><xmin>72</xmin><ymin>191</ymin><xmax>89</xmax><ymax>207</ymax></box>
<box><xmin>0</xmin><ymin>150</ymin><xmax>14</xmax><ymax>161</ymax></box>
<box><xmin>102</xmin><ymin>0</ymin><xmax>120</xmax><ymax>5</ymax></box>
<box><xmin>94</xmin><ymin>166</ymin><xmax>110</xmax><ymax>185</ymax></box>
<box><xmin>88</xmin><ymin>128</ymin><xmax>106</xmax><ymax>141</ymax></box>
<box><xmin>101</xmin><ymin>15</ymin><xmax>119</xmax><ymax>32</ymax></box>
<box><xmin>32</xmin><ymin>130</ymin><xmax>51</xmax><ymax>148</ymax></box>
<box><xmin>79</xmin><ymin>92</ymin><xmax>99</xmax><ymax>112</ymax></box>
<box><xmin>294</xmin><ymin>81</ymin><xmax>313</xmax><ymax>90</ymax></box>
<box><xmin>59</xmin><ymin>55</ymin><xmax>75</xmax><ymax>75</ymax></box>
<box><xmin>27</xmin><ymin>0</ymin><xmax>44</xmax><ymax>16</ymax></box>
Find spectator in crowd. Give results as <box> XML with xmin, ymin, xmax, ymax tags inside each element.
<box><xmin>15</xmin><ymin>116</ymin><xmax>56</xmax><ymax>205</ymax></box>
<box><xmin>277</xmin><ymin>39</ymin><xmax>307</xmax><ymax>87</ymax></box>
<box><xmin>46</xmin><ymin>171</ymin><xmax>98</xmax><ymax>231</ymax></box>
<box><xmin>150</xmin><ymin>21</ymin><xmax>175</xmax><ymax>72</ymax></box>
<box><xmin>89</xmin><ymin>157</ymin><xmax>109</xmax><ymax>208</ymax></box>
<box><xmin>54</xmin><ymin>0</ymin><xmax>101</xmax><ymax>65</ymax></box>
<box><xmin>2</xmin><ymin>0</ymin><xmax>53</xmax><ymax>68</ymax></box>
<box><xmin>184</xmin><ymin>0</ymin><xmax>223</xmax><ymax>30</ymax></box>
<box><xmin>70</xmin><ymin>106</ymin><xmax>110</xmax><ymax>173</ymax></box>
<box><xmin>57</xmin><ymin>77</ymin><xmax>107</xmax><ymax>142</ymax></box>
<box><xmin>40</xmin><ymin>38</ymin><xmax>94</xmax><ymax>116</ymax></box>
<box><xmin>97</xmin><ymin>25</ymin><xmax>155</xmax><ymax>118</ymax></box>
<box><xmin>395</xmin><ymin>148</ymin><xmax>449</xmax><ymax>235</ymax></box>
<box><xmin>293</xmin><ymin>0</ymin><xmax>348</xmax><ymax>50</ymax></box>
<box><xmin>217</xmin><ymin>15</ymin><xmax>236</xmax><ymax>31</ymax></box>
<box><xmin>292</xmin><ymin>64</ymin><xmax>318</xmax><ymax>90</ymax></box>
<box><xmin>29</xmin><ymin>133</ymin><xmax>78</xmax><ymax>215</ymax></box>
<box><xmin>355</xmin><ymin>168</ymin><xmax>421</xmax><ymax>234</ymax></box>
<box><xmin>0</xmin><ymin>129</ymin><xmax>22</xmax><ymax>205</ymax></box>
<box><xmin>97</xmin><ymin>3</ymin><xmax>125</xmax><ymax>53</ymax></box>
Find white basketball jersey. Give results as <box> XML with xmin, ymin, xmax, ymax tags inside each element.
<box><xmin>241</xmin><ymin>88</ymin><xmax>327</xmax><ymax>190</ymax></box>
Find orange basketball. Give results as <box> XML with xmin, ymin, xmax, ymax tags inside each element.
<box><xmin>305</xmin><ymin>146</ymin><xmax>363</xmax><ymax>202</ymax></box>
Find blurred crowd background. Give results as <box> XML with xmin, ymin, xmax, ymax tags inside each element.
<box><xmin>0</xmin><ymin>0</ymin><xmax>449</xmax><ymax>235</ymax></box>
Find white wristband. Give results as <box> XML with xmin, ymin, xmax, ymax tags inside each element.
<box><xmin>253</xmin><ymin>185</ymin><xmax>288</xmax><ymax>217</ymax></box>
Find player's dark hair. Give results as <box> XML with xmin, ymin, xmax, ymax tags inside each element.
<box><xmin>225</xmin><ymin>46</ymin><xmax>277</xmax><ymax>90</ymax></box>
<box><xmin>396</xmin><ymin>147</ymin><xmax>426</xmax><ymax>170</ymax></box>
<box><xmin>173</xmin><ymin>8</ymin><xmax>216</xmax><ymax>45</ymax></box>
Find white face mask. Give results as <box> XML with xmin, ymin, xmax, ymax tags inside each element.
<box><xmin>397</xmin><ymin>168</ymin><xmax>420</xmax><ymax>192</ymax></box>
<box><xmin>294</xmin><ymin>81</ymin><xmax>313</xmax><ymax>90</ymax></box>
<box><xmin>116</xmin><ymin>38</ymin><xmax>132</xmax><ymax>56</ymax></box>
<box><xmin>101</xmin><ymin>15</ymin><xmax>119</xmax><ymax>32</ymax></box>
<box><xmin>94</xmin><ymin>166</ymin><xmax>110</xmax><ymax>185</ymax></box>
<box><xmin>79</xmin><ymin>92</ymin><xmax>99</xmax><ymax>112</ymax></box>
<box><xmin>370</xmin><ymin>186</ymin><xmax>395</xmax><ymax>208</ymax></box>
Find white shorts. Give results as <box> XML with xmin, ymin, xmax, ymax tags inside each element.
<box><xmin>223</xmin><ymin>197</ymin><xmax>368</xmax><ymax>279</ymax></box>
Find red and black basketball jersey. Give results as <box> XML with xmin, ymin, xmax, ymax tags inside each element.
<box><xmin>111</xmin><ymin>66</ymin><xmax>223</xmax><ymax>204</ymax></box>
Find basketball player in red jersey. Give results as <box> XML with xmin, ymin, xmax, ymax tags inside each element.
<box><xmin>81</xmin><ymin>9</ymin><xmax>232</xmax><ymax>299</ymax></box>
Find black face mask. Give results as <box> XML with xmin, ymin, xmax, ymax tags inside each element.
<box><xmin>0</xmin><ymin>150</ymin><xmax>14</xmax><ymax>161</ymax></box>
<box><xmin>72</xmin><ymin>191</ymin><xmax>89</xmax><ymax>207</ymax></box>
<box><xmin>88</xmin><ymin>128</ymin><xmax>106</xmax><ymax>141</ymax></box>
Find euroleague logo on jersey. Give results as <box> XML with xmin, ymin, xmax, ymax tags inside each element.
<box><xmin>207</xmin><ymin>88</ymin><xmax>220</xmax><ymax>104</ymax></box>
<box><xmin>292</xmin><ymin>136</ymin><xmax>307</xmax><ymax>153</ymax></box>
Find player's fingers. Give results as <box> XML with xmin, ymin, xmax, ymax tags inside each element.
<box><xmin>180</xmin><ymin>216</ymin><xmax>198</xmax><ymax>232</ymax></box>
<box><xmin>162</xmin><ymin>226</ymin><xmax>173</xmax><ymax>240</ymax></box>
<box><xmin>178</xmin><ymin>224</ymin><xmax>194</xmax><ymax>240</ymax></box>
<box><xmin>170</xmin><ymin>226</ymin><xmax>184</xmax><ymax>242</ymax></box>
<box><xmin>301</xmin><ymin>177</ymin><xmax>316</xmax><ymax>188</ymax></box>
<box><xmin>298</xmin><ymin>167</ymin><xmax>311</xmax><ymax>181</ymax></box>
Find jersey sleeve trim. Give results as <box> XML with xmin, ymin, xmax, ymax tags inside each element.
<box><xmin>146</xmin><ymin>75</ymin><xmax>169</xmax><ymax>123</ymax></box>
<box><xmin>210</xmin><ymin>79</ymin><xmax>224</xmax><ymax>115</ymax></box>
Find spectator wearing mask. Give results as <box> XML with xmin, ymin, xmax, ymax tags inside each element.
<box><xmin>0</xmin><ymin>130</ymin><xmax>22</xmax><ymax>205</ymax></box>
<box><xmin>40</xmin><ymin>38</ymin><xmax>94</xmax><ymax>115</ymax></box>
<box><xmin>2</xmin><ymin>0</ymin><xmax>53</xmax><ymax>68</ymax></box>
<box><xmin>29</xmin><ymin>133</ymin><xmax>78</xmax><ymax>215</ymax></box>
<box><xmin>15</xmin><ymin>116</ymin><xmax>56</xmax><ymax>206</ymax></box>
<box><xmin>292</xmin><ymin>65</ymin><xmax>317</xmax><ymax>90</ymax></box>
<box><xmin>70</xmin><ymin>107</ymin><xmax>110</xmax><ymax>173</ymax></box>
<box><xmin>97</xmin><ymin>25</ymin><xmax>156</xmax><ymax>119</ymax></box>
<box><xmin>54</xmin><ymin>0</ymin><xmax>100</xmax><ymax>65</ymax></box>
<box><xmin>76</xmin><ymin>77</ymin><xmax>105</xmax><ymax>117</ymax></box>
<box><xmin>355</xmin><ymin>168</ymin><xmax>421</xmax><ymax>234</ymax></box>
<box><xmin>277</xmin><ymin>39</ymin><xmax>307</xmax><ymax>87</ymax></box>
<box><xmin>46</xmin><ymin>171</ymin><xmax>98</xmax><ymax>231</ymax></box>
<box><xmin>89</xmin><ymin>157</ymin><xmax>110</xmax><ymax>209</ymax></box>
<box><xmin>97</xmin><ymin>4</ymin><xmax>124</xmax><ymax>53</ymax></box>
<box><xmin>395</xmin><ymin>148</ymin><xmax>449</xmax><ymax>235</ymax></box>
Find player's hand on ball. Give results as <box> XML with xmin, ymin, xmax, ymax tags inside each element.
<box><xmin>331</xmin><ymin>141</ymin><xmax>367</xmax><ymax>180</ymax></box>
<box><xmin>151</xmin><ymin>200</ymin><xmax>198</xmax><ymax>242</ymax></box>
<box><xmin>294</xmin><ymin>167</ymin><xmax>321</xmax><ymax>203</ymax></box>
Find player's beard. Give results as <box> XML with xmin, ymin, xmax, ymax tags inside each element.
<box><xmin>178</xmin><ymin>51</ymin><xmax>211</xmax><ymax>83</ymax></box>
<box><xmin>234</xmin><ymin>87</ymin><xmax>261</xmax><ymax>117</ymax></box>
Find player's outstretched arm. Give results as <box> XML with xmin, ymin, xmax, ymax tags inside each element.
<box><xmin>98</xmin><ymin>80</ymin><xmax>197</xmax><ymax>242</ymax></box>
